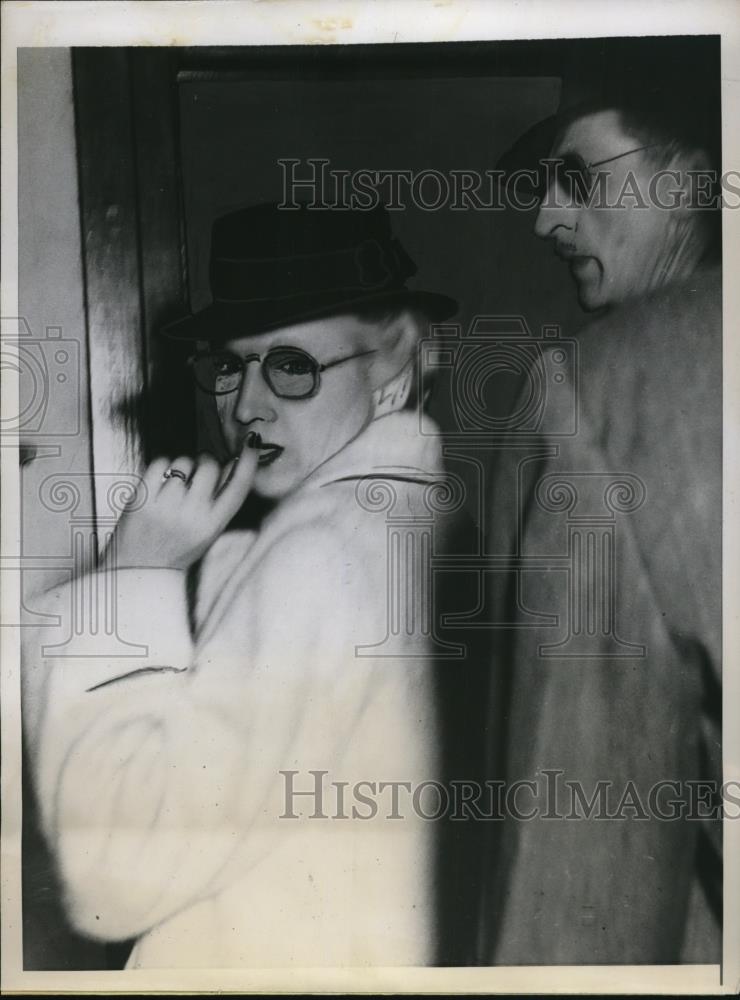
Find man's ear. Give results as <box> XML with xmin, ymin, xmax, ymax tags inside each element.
<box><xmin>663</xmin><ymin>147</ymin><xmax>715</xmax><ymax>215</ymax></box>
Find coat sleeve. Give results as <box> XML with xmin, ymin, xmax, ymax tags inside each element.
<box><xmin>21</xmin><ymin>565</ymin><xmax>255</xmax><ymax>941</ymax></box>
<box><xmin>22</xmin><ymin>525</ymin><xmax>437</xmax><ymax>960</ymax></box>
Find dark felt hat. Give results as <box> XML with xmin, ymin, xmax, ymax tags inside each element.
<box><xmin>161</xmin><ymin>201</ymin><xmax>457</xmax><ymax>342</ymax></box>
<box><xmin>497</xmin><ymin>37</ymin><xmax>721</xmax><ymax>188</ymax></box>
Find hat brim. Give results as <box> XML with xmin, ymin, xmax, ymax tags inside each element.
<box><xmin>160</xmin><ymin>288</ymin><xmax>458</xmax><ymax>342</ymax></box>
<box><xmin>496</xmin><ymin>112</ymin><xmax>562</xmax><ymax>178</ymax></box>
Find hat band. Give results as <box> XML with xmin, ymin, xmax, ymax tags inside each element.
<box><xmin>210</xmin><ymin>238</ymin><xmax>416</xmax><ymax>304</ymax></box>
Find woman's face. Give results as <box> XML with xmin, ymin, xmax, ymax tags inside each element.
<box><xmin>214</xmin><ymin>315</ymin><xmax>378</xmax><ymax>499</ymax></box>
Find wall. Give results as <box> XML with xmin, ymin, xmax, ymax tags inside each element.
<box><xmin>18</xmin><ymin>47</ymin><xmax>105</xmax><ymax>971</ymax></box>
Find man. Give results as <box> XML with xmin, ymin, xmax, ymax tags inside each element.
<box><xmin>533</xmin><ymin>102</ymin><xmax>719</xmax><ymax>310</ymax></box>
<box><xmin>479</xmin><ymin>95</ymin><xmax>722</xmax><ymax>964</ymax></box>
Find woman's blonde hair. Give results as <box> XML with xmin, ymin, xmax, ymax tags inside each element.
<box><xmin>350</xmin><ymin>302</ymin><xmax>435</xmax><ymax>411</ymax></box>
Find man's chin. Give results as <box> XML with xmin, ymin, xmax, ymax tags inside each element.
<box><xmin>576</xmin><ymin>279</ymin><xmax>609</xmax><ymax>313</ymax></box>
<box><xmin>570</xmin><ymin>258</ymin><xmax>608</xmax><ymax>312</ymax></box>
<box><xmin>577</xmin><ymin>292</ymin><xmax>605</xmax><ymax>312</ymax></box>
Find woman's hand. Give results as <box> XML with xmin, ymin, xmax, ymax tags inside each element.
<box><xmin>104</xmin><ymin>445</ymin><xmax>258</xmax><ymax>572</ymax></box>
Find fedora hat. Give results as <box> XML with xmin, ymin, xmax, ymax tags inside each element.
<box><xmin>161</xmin><ymin>201</ymin><xmax>457</xmax><ymax>342</ymax></box>
<box><xmin>497</xmin><ymin>37</ymin><xmax>720</xmax><ymax>191</ymax></box>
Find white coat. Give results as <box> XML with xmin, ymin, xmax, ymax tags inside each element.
<box><xmin>22</xmin><ymin>410</ymin><xmax>447</xmax><ymax>968</ymax></box>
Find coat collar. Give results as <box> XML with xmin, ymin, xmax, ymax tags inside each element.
<box><xmin>298</xmin><ymin>410</ymin><xmax>442</xmax><ymax>494</ymax></box>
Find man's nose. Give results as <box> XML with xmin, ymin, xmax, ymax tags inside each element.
<box><xmin>533</xmin><ymin>184</ymin><xmax>577</xmax><ymax>239</ymax></box>
<box><xmin>233</xmin><ymin>361</ymin><xmax>277</xmax><ymax>425</ymax></box>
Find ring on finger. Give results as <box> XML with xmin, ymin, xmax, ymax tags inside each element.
<box><xmin>163</xmin><ymin>467</ymin><xmax>190</xmax><ymax>484</ymax></box>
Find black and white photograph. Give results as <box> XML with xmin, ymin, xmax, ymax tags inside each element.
<box><xmin>1</xmin><ymin>1</ymin><xmax>738</xmax><ymax>993</ymax></box>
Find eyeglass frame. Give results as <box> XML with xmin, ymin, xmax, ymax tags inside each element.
<box><xmin>188</xmin><ymin>343</ymin><xmax>379</xmax><ymax>400</ymax></box>
<box><xmin>539</xmin><ymin>142</ymin><xmax>665</xmax><ymax>203</ymax></box>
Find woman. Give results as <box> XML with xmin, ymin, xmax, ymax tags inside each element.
<box><xmin>22</xmin><ymin>203</ymin><xmax>458</xmax><ymax>967</ymax></box>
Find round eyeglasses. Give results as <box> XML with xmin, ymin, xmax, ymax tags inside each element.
<box><xmin>540</xmin><ymin>143</ymin><xmax>663</xmax><ymax>207</ymax></box>
<box><xmin>189</xmin><ymin>345</ymin><xmax>378</xmax><ymax>400</ymax></box>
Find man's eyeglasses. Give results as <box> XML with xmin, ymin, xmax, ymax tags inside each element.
<box><xmin>189</xmin><ymin>345</ymin><xmax>378</xmax><ymax>399</ymax></box>
<box><xmin>540</xmin><ymin>143</ymin><xmax>663</xmax><ymax>206</ymax></box>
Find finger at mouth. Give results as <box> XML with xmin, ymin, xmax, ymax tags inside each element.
<box><xmin>215</xmin><ymin>455</ymin><xmax>240</xmax><ymax>495</ymax></box>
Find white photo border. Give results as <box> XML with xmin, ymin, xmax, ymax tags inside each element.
<box><xmin>2</xmin><ymin>1</ymin><xmax>738</xmax><ymax>994</ymax></box>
